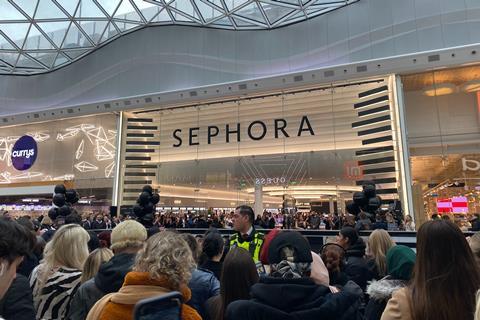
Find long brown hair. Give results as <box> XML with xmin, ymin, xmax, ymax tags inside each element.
<box><xmin>213</xmin><ymin>247</ymin><xmax>259</xmax><ymax>320</ymax></box>
<box><xmin>410</xmin><ymin>220</ymin><xmax>480</xmax><ymax>320</ymax></box>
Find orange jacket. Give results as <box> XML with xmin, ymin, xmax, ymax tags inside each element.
<box><xmin>87</xmin><ymin>271</ymin><xmax>201</xmax><ymax>320</ymax></box>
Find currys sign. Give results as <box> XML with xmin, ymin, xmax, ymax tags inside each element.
<box><xmin>11</xmin><ymin>135</ymin><xmax>37</xmax><ymax>171</ymax></box>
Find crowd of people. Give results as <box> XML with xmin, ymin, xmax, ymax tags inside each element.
<box><xmin>2</xmin><ymin>204</ymin><xmax>480</xmax><ymax>319</ymax></box>
<box><xmin>16</xmin><ymin>207</ymin><xmax>416</xmax><ymax>233</ymax></box>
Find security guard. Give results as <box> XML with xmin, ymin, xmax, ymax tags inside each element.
<box><xmin>229</xmin><ymin>205</ymin><xmax>264</xmax><ymax>266</ymax></box>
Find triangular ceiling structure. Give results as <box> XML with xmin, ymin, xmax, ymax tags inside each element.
<box><xmin>0</xmin><ymin>0</ymin><xmax>358</xmax><ymax>75</ymax></box>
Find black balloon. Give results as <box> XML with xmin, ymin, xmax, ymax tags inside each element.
<box><xmin>138</xmin><ymin>191</ymin><xmax>151</xmax><ymax>205</ymax></box>
<box><xmin>368</xmin><ymin>196</ymin><xmax>382</xmax><ymax>210</ymax></box>
<box><xmin>52</xmin><ymin>193</ymin><xmax>66</xmax><ymax>207</ymax></box>
<box><xmin>363</xmin><ymin>183</ymin><xmax>376</xmax><ymax>198</ymax></box>
<box><xmin>54</xmin><ymin>184</ymin><xmax>66</xmax><ymax>194</ymax></box>
<box><xmin>143</xmin><ymin>202</ymin><xmax>154</xmax><ymax>214</ymax></box>
<box><xmin>346</xmin><ymin>202</ymin><xmax>361</xmax><ymax>215</ymax></box>
<box><xmin>151</xmin><ymin>193</ymin><xmax>160</xmax><ymax>205</ymax></box>
<box><xmin>48</xmin><ymin>207</ymin><xmax>59</xmax><ymax>220</ymax></box>
<box><xmin>65</xmin><ymin>189</ymin><xmax>77</xmax><ymax>204</ymax></box>
<box><xmin>58</xmin><ymin>205</ymin><xmax>71</xmax><ymax>217</ymax></box>
<box><xmin>142</xmin><ymin>185</ymin><xmax>153</xmax><ymax>195</ymax></box>
<box><xmin>353</xmin><ymin>191</ymin><xmax>368</xmax><ymax>206</ymax></box>
<box><xmin>133</xmin><ymin>205</ymin><xmax>144</xmax><ymax>217</ymax></box>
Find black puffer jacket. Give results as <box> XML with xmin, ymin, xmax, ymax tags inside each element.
<box><xmin>226</xmin><ymin>277</ymin><xmax>363</xmax><ymax>320</ymax></box>
<box><xmin>344</xmin><ymin>238</ymin><xmax>374</xmax><ymax>290</ymax></box>
<box><xmin>68</xmin><ymin>253</ymin><xmax>136</xmax><ymax>320</ymax></box>
<box><xmin>0</xmin><ymin>274</ymin><xmax>35</xmax><ymax>320</ymax></box>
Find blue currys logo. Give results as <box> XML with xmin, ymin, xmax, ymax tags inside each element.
<box><xmin>11</xmin><ymin>135</ymin><xmax>37</xmax><ymax>171</ymax></box>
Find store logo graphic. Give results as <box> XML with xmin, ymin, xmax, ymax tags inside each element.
<box><xmin>462</xmin><ymin>158</ymin><xmax>480</xmax><ymax>172</ymax></box>
<box><xmin>344</xmin><ymin>161</ymin><xmax>363</xmax><ymax>180</ymax></box>
<box><xmin>11</xmin><ymin>135</ymin><xmax>37</xmax><ymax>171</ymax></box>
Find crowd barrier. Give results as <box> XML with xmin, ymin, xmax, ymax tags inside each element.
<box><xmin>90</xmin><ymin>227</ymin><xmax>475</xmax><ymax>252</ymax></box>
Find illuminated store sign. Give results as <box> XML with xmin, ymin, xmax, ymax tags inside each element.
<box><xmin>171</xmin><ymin>116</ymin><xmax>315</xmax><ymax>147</ymax></box>
<box><xmin>11</xmin><ymin>135</ymin><xmax>37</xmax><ymax>171</ymax></box>
<box><xmin>462</xmin><ymin>158</ymin><xmax>480</xmax><ymax>172</ymax></box>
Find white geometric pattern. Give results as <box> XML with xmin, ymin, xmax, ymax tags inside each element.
<box><xmin>27</xmin><ymin>131</ymin><xmax>51</xmax><ymax>142</ymax></box>
<box><xmin>0</xmin><ymin>0</ymin><xmax>358</xmax><ymax>75</ymax></box>
<box><xmin>75</xmin><ymin>139</ymin><xmax>85</xmax><ymax>160</ymax></box>
<box><xmin>104</xmin><ymin>161</ymin><xmax>115</xmax><ymax>178</ymax></box>
<box><xmin>74</xmin><ymin>161</ymin><xmax>99</xmax><ymax>172</ymax></box>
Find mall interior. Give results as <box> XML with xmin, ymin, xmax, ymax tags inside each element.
<box><xmin>1</xmin><ymin>0</ymin><xmax>479</xmax><ymax>227</ymax></box>
<box><xmin>1</xmin><ymin>1</ymin><xmax>480</xmax><ymax>319</ymax></box>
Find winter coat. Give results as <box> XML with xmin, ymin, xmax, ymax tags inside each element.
<box><xmin>187</xmin><ymin>268</ymin><xmax>220</xmax><ymax>319</ymax></box>
<box><xmin>226</xmin><ymin>277</ymin><xmax>363</xmax><ymax>320</ymax></box>
<box><xmin>30</xmin><ymin>265</ymin><xmax>82</xmax><ymax>320</ymax></box>
<box><xmin>380</xmin><ymin>287</ymin><xmax>412</xmax><ymax>320</ymax></box>
<box><xmin>329</xmin><ymin>270</ymin><xmax>349</xmax><ymax>286</ymax></box>
<box><xmin>0</xmin><ymin>274</ymin><xmax>35</xmax><ymax>320</ymax></box>
<box><xmin>200</xmin><ymin>260</ymin><xmax>222</xmax><ymax>280</ymax></box>
<box><xmin>91</xmin><ymin>220</ymin><xmax>106</xmax><ymax>230</ymax></box>
<box><xmin>367</xmin><ymin>245</ymin><xmax>416</xmax><ymax>320</ymax></box>
<box><xmin>345</xmin><ymin>238</ymin><xmax>375</xmax><ymax>290</ymax></box>
<box><xmin>86</xmin><ymin>272</ymin><xmax>201</xmax><ymax>320</ymax></box>
<box><xmin>365</xmin><ymin>278</ymin><xmax>407</xmax><ymax>320</ymax></box>
<box><xmin>68</xmin><ymin>253</ymin><xmax>136</xmax><ymax>320</ymax></box>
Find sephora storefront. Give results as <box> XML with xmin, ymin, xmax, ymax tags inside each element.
<box><xmin>116</xmin><ymin>75</ymin><xmax>411</xmax><ymax>218</ymax></box>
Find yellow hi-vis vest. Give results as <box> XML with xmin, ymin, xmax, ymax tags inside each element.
<box><xmin>229</xmin><ymin>231</ymin><xmax>264</xmax><ymax>263</ymax></box>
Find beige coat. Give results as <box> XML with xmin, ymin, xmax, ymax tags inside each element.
<box><xmin>381</xmin><ymin>287</ymin><xmax>413</xmax><ymax>320</ymax></box>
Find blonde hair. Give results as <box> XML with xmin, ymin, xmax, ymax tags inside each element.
<box><xmin>41</xmin><ymin>216</ymin><xmax>52</xmax><ymax>226</ymax></box>
<box><xmin>134</xmin><ymin>231</ymin><xmax>195</xmax><ymax>290</ymax></box>
<box><xmin>469</xmin><ymin>232</ymin><xmax>480</xmax><ymax>268</ymax></box>
<box><xmin>36</xmin><ymin>224</ymin><xmax>90</xmax><ymax>291</ymax></box>
<box><xmin>368</xmin><ymin>229</ymin><xmax>395</xmax><ymax>277</ymax></box>
<box><xmin>80</xmin><ymin>248</ymin><xmax>113</xmax><ymax>283</ymax></box>
<box><xmin>110</xmin><ymin>220</ymin><xmax>147</xmax><ymax>252</ymax></box>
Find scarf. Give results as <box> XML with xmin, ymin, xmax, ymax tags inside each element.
<box><xmin>271</xmin><ymin>260</ymin><xmax>311</xmax><ymax>279</ymax></box>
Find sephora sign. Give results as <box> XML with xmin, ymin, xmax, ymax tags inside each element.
<box><xmin>11</xmin><ymin>135</ymin><xmax>37</xmax><ymax>171</ymax></box>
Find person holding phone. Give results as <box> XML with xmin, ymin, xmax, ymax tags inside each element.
<box><xmin>86</xmin><ymin>231</ymin><xmax>201</xmax><ymax>320</ymax></box>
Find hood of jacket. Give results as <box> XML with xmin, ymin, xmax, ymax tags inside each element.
<box><xmin>346</xmin><ymin>238</ymin><xmax>366</xmax><ymax>258</ymax></box>
<box><xmin>386</xmin><ymin>245</ymin><xmax>416</xmax><ymax>281</ymax></box>
<box><xmin>366</xmin><ymin>277</ymin><xmax>407</xmax><ymax>301</ymax></box>
<box><xmin>250</xmin><ymin>276</ymin><xmax>331</xmax><ymax>312</ymax></box>
<box><xmin>94</xmin><ymin>253</ymin><xmax>136</xmax><ymax>294</ymax></box>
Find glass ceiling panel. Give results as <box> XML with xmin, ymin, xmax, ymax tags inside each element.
<box><xmin>0</xmin><ymin>0</ymin><xmax>358</xmax><ymax>75</ymax></box>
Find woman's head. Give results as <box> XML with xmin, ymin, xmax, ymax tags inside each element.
<box><xmin>218</xmin><ymin>247</ymin><xmax>259</xmax><ymax>319</ymax></box>
<box><xmin>469</xmin><ymin>232</ymin><xmax>480</xmax><ymax>268</ymax></box>
<box><xmin>411</xmin><ymin>220</ymin><xmax>480</xmax><ymax>320</ymax></box>
<box><xmin>41</xmin><ymin>216</ymin><xmax>52</xmax><ymax>226</ymax></box>
<box><xmin>0</xmin><ymin>219</ymin><xmax>35</xmax><ymax>299</ymax></box>
<box><xmin>202</xmin><ymin>230</ymin><xmax>224</xmax><ymax>261</ymax></box>
<box><xmin>320</xmin><ymin>243</ymin><xmax>345</xmax><ymax>273</ymax></box>
<box><xmin>134</xmin><ymin>231</ymin><xmax>195</xmax><ymax>290</ymax></box>
<box><xmin>367</xmin><ymin>229</ymin><xmax>395</xmax><ymax>277</ymax></box>
<box><xmin>386</xmin><ymin>245</ymin><xmax>415</xmax><ymax>280</ymax></box>
<box><xmin>182</xmin><ymin>233</ymin><xmax>200</xmax><ymax>263</ymax></box>
<box><xmin>43</xmin><ymin>224</ymin><xmax>90</xmax><ymax>270</ymax></box>
<box><xmin>80</xmin><ymin>248</ymin><xmax>113</xmax><ymax>283</ymax></box>
<box><xmin>110</xmin><ymin>220</ymin><xmax>147</xmax><ymax>253</ymax></box>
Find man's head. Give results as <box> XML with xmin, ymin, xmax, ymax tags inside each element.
<box><xmin>110</xmin><ymin>220</ymin><xmax>147</xmax><ymax>254</ymax></box>
<box><xmin>0</xmin><ymin>219</ymin><xmax>35</xmax><ymax>299</ymax></box>
<box><xmin>233</xmin><ymin>205</ymin><xmax>255</xmax><ymax>233</ymax></box>
<box><xmin>336</xmin><ymin>226</ymin><xmax>358</xmax><ymax>249</ymax></box>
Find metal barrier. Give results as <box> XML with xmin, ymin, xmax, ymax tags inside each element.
<box><xmin>90</xmin><ymin>227</ymin><xmax>474</xmax><ymax>252</ymax></box>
